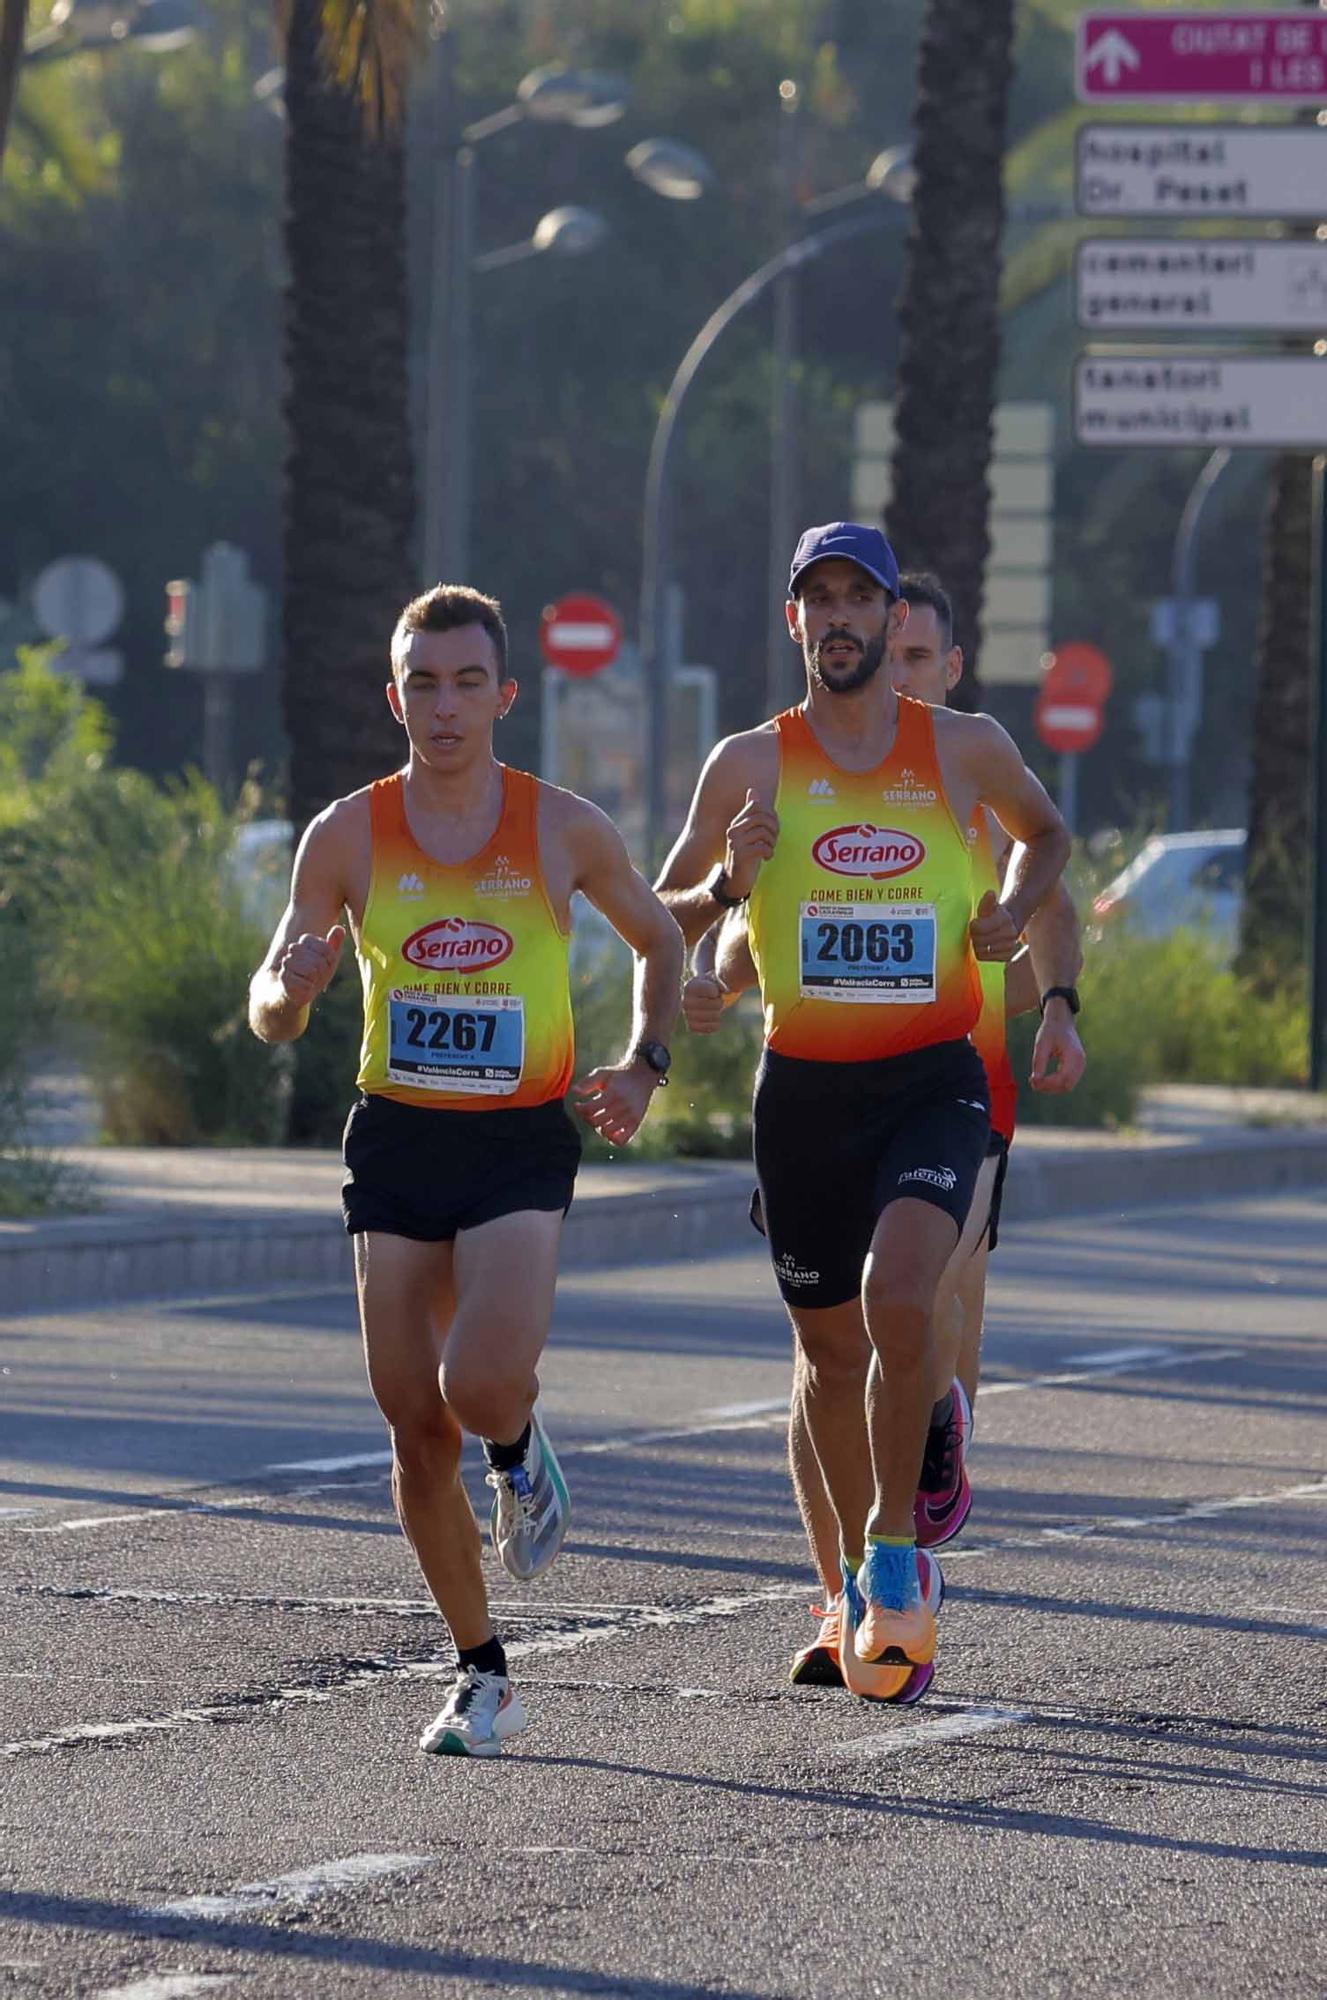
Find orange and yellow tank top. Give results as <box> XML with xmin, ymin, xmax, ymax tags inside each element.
<box><xmin>355</xmin><ymin>766</ymin><xmax>574</xmax><ymax>1112</ymax></box>
<box><xmin>747</xmin><ymin>698</ymin><xmax>981</xmax><ymax>1062</ymax></box>
<box><xmin>970</xmin><ymin>808</ymin><xmax>1018</xmax><ymax>1141</ymax></box>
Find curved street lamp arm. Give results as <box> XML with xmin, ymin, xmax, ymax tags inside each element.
<box><xmin>641</xmin><ymin>206</ymin><xmax>897</xmax><ymax>865</ymax></box>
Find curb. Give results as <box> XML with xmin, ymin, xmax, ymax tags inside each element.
<box><xmin>2</xmin><ymin>1134</ymin><xmax>1324</xmax><ymax>1317</ymax></box>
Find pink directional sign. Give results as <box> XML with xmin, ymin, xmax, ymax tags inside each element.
<box><xmin>1077</xmin><ymin>12</ymin><xmax>1327</xmax><ymax>102</ymax></box>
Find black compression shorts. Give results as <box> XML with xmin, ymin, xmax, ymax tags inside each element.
<box><xmin>752</xmin><ymin>1039</ymin><xmax>991</xmax><ymax>1310</ymax></box>
<box><xmin>342</xmin><ymin>1093</ymin><xmax>582</xmax><ymax>1242</ymax></box>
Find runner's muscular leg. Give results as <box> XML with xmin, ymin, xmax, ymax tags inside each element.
<box><xmin>789</xmin><ymin>1341</ymin><xmax>848</xmax><ymax>1596</ymax></box>
<box><xmin>439</xmin><ymin>1208</ymin><xmax>565</xmax><ymax>1447</ymax></box>
<box><xmin>861</xmin><ymin>1197</ymin><xmax>961</xmax><ymax>1541</ymax></box>
<box><xmin>954</xmin><ymin>1232</ymin><xmax>991</xmax><ymax>1409</ymax></box>
<box><xmin>354</xmin><ymin>1232</ymin><xmax>490</xmax><ymax>1649</ymax></box>
<box><xmin>788</xmin><ymin>1298</ymin><xmax>874</xmax><ymax>1572</ymax></box>
<box><xmin>928</xmin><ymin>1153</ymin><xmax>999</xmax><ymax>1404</ymax></box>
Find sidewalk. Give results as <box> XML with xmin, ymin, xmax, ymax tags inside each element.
<box><xmin>3</xmin><ymin>1086</ymin><xmax>1325</xmax><ymax>1314</ymax></box>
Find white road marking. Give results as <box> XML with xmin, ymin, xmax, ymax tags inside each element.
<box><xmin>1072</xmin><ymin>1344</ymin><xmax>1169</xmax><ymax>1366</ymax></box>
<box><xmin>0</xmin><ymin>1508</ymin><xmax>37</xmax><ymax>1519</ymax></box>
<box><xmin>147</xmin><ymin>1852</ymin><xmax>433</xmax><ymax>1921</ymax></box>
<box><xmin>9</xmin><ymin>1473</ymin><xmax>1326</xmax><ymax>1763</ymax></box>
<box><xmin>266</xmin><ymin>1449</ymin><xmax>391</xmax><ymax>1474</ymax></box>
<box><xmin>573</xmin><ymin>1415</ymin><xmax>785</xmax><ymax>1456</ymax></box>
<box><xmin>1</xmin><ymin>1346</ymin><xmax>1245</xmax><ymax>1541</ymax></box>
<box><xmin>979</xmin><ymin>1343</ymin><xmax>1243</xmax><ymax>1397</ymax></box>
<box><xmin>701</xmin><ymin>1398</ymin><xmax>788</xmax><ymax>1420</ymax></box>
<box><xmin>91</xmin><ymin>1976</ymin><xmax>237</xmax><ymax>1999</ymax></box>
<box><xmin>827</xmin><ymin>1704</ymin><xmax>1036</xmax><ymax>1758</ymax></box>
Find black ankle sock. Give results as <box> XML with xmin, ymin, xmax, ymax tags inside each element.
<box><xmin>930</xmin><ymin>1389</ymin><xmax>954</xmax><ymax>1430</ymax></box>
<box><xmin>482</xmin><ymin>1422</ymin><xmax>531</xmax><ymax>1473</ymax></box>
<box><xmin>458</xmin><ymin>1636</ymin><xmax>507</xmax><ymax>1679</ymax></box>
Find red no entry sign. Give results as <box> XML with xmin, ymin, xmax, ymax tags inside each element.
<box><xmin>539</xmin><ymin>592</ymin><xmax>623</xmax><ymax>677</ymax></box>
<box><xmin>1042</xmin><ymin>642</ymin><xmax>1114</xmax><ymax>707</ymax></box>
<box><xmin>1036</xmin><ymin>692</ymin><xmax>1105</xmax><ymax>756</ymax></box>
<box><xmin>1077</xmin><ymin>12</ymin><xmax>1327</xmax><ymax>103</ymax></box>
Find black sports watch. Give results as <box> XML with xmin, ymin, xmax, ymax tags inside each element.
<box><xmin>706</xmin><ymin>863</ymin><xmax>746</xmax><ymax>910</ymax></box>
<box><xmin>1040</xmin><ymin>985</ymin><xmax>1081</xmax><ymax>1017</ymax></box>
<box><xmin>632</xmin><ymin>1039</ymin><xmax>672</xmax><ymax>1086</ymax></box>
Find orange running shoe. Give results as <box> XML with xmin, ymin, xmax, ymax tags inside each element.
<box><xmin>789</xmin><ymin>1598</ymin><xmax>845</xmax><ymax>1687</ymax></box>
<box><xmin>839</xmin><ymin>1547</ymin><xmax>940</xmax><ymax>1705</ymax></box>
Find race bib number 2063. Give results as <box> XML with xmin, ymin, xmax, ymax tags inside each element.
<box><xmin>799</xmin><ymin>901</ymin><xmax>937</xmax><ymax>1004</ymax></box>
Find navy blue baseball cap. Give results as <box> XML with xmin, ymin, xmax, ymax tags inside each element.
<box><xmin>788</xmin><ymin>521</ymin><xmax>900</xmax><ymax>600</ymax></box>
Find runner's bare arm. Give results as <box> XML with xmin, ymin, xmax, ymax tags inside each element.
<box><xmin>566</xmin><ymin>802</ymin><xmax>684</xmax><ymax>1144</ymax></box>
<box><xmin>248</xmin><ymin>808</ymin><xmax>354</xmax><ymax>1044</ymax></box>
<box><xmin>961</xmin><ymin>720</ymin><xmax>1071</xmax><ymax>961</ymax></box>
<box><xmin>654</xmin><ymin>735</ymin><xmax>778</xmax><ymax>948</ymax></box>
<box><xmin>682</xmin><ymin>910</ymin><xmax>756</xmax><ymax>1035</ymax></box>
<box><xmin>1003</xmin><ymin>840</ymin><xmax>1087</xmax><ymax>1092</ymax></box>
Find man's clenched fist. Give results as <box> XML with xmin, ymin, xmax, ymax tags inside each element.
<box><xmin>276</xmin><ymin>925</ymin><xmax>346</xmax><ymax>1007</ymax></box>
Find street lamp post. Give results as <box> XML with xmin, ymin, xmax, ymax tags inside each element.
<box><xmin>420</xmin><ymin>49</ymin><xmax>629</xmax><ymax>585</ymax></box>
<box><xmin>641</xmin><ymin>203</ymin><xmax>908</xmax><ymax>868</ymax></box>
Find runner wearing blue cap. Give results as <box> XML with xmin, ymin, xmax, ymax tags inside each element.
<box><xmin>656</xmin><ymin>523</ymin><xmax>1070</xmax><ymax>1703</ymax></box>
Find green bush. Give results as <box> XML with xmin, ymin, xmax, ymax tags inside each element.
<box><xmin>18</xmin><ymin>770</ymin><xmax>290</xmax><ymax>1146</ymax></box>
<box><xmin>1012</xmin><ymin>923</ymin><xmax>1308</xmax><ymax>1129</ymax></box>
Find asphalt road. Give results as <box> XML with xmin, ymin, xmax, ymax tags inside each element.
<box><xmin>1</xmin><ymin>1189</ymin><xmax>1324</xmax><ymax>2000</ymax></box>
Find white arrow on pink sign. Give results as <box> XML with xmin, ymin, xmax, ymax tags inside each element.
<box><xmin>1077</xmin><ymin>12</ymin><xmax>1327</xmax><ymax>103</ymax></box>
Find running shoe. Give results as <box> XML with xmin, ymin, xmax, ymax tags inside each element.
<box><xmin>914</xmin><ymin>1379</ymin><xmax>974</xmax><ymax>1548</ymax></box>
<box><xmin>486</xmin><ymin>1406</ymin><xmax>571</xmax><ymax>1582</ymax></box>
<box><xmin>837</xmin><ymin>1549</ymin><xmax>941</xmax><ymax>1705</ymax></box>
<box><xmin>792</xmin><ymin>1554</ymin><xmax>942</xmax><ymax>1691</ymax></box>
<box><xmin>419</xmin><ymin>1666</ymin><xmax>528</xmax><ymax>1758</ymax></box>
<box><xmin>790</xmin><ymin>1598</ymin><xmax>845</xmax><ymax>1687</ymax></box>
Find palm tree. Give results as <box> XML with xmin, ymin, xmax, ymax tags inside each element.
<box><xmin>0</xmin><ymin>0</ymin><xmax>30</xmax><ymax>167</ymax></box>
<box><xmin>280</xmin><ymin>0</ymin><xmax>418</xmax><ymax>833</ymax></box>
<box><xmin>1238</xmin><ymin>455</ymin><xmax>1314</xmax><ymax>983</ymax></box>
<box><xmin>884</xmin><ymin>0</ymin><xmax>1017</xmax><ymax>707</ymax></box>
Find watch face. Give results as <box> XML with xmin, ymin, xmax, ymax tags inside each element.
<box><xmin>641</xmin><ymin>1041</ymin><xmax>671</xmax><ymax>1074</ymax></box>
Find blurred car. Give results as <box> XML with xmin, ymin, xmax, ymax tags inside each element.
<box><xmin>1091</xmin><ymin>829</ymin><xmax>1245</xmax><ymax>956</ymax></box>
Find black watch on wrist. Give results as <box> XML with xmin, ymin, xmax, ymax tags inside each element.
<box><xmin>633</xmin><ymin>1039</ymin><xmax>672</xmax><ymax>1086</ymax></box>
<box><xmin>706</xmin><ymin>863</ymin><xmax>746</xmax><ymax>911</ymax></box>
<box><xmin>1040</xmin><ymin>985</ymin><xmax>1081</xmax><ymax>1017</ymax></box>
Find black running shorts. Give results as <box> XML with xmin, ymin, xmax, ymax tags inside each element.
<box><xmin>342</xmin><ymin>1093</ymin><xmax>582</xmax><ymax>1242</ymax></box>
<box><xmin>753</xmin><ymin>1039</ymin><xmax>991</xmax><ymax>1310</ymax></box>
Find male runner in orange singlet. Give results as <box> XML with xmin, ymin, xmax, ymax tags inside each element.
<box><xmin>684</xmin><ymin>568</ymin><xmax>1085</xmax><ymax>1687</ymax></box>
<box><xmin>250</xmin><ymin>585</ymin><xmax>682</xmax><ymax>1756</ymax></box>
<box><xmin>656</xmin><ymin>523</ymin><xmax>1070</xmax><ymax>1703</ymax></box>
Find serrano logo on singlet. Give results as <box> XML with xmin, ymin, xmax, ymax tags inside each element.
<box><xmin>811</xmin><ymin>823</ymin><xmax>925</xmax><ymax>881</ymax></box>
<box><xmin>401</xmin><ymin>917</ymin><xmax>514</xmax><ymax>972</ymax></box>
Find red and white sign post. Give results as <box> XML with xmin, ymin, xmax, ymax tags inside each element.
<box><xmin>538</xmin><ymin>592</ymin><xmax>625</xmax><ymax>795</ymax></box>
<box><xmin>1077</xmin><ymin>11</ymin><xmax>1327</xmax><ymax>103</ymax></box>
<box><xmin>1035</xmin><ymin>643</ymin><xmax>1114</xmax><ymax>833</ymax></box>
<box><xmin>539</xmin><ymin>592</ymin><xmax>623</xmax><ymax>678</ymax></box>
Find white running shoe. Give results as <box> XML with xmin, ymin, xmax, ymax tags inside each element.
<box><xmin>419</xmin><ymin>1667</ymin><xmax>528</xmax><ymax>1758</ymax></box>
<box><xmin>486</xmin><ymin>1406</ymin><xmax>571</xmax><ymax>1582</ymax></box>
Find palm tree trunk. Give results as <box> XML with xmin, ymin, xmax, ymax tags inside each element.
<box><xmin>0</xmin><ymin>0</ymin><xmax>29</xmax><ymax>172</ymax></box>
<box><xmin>1238</xmin><ymin>454</ymin><xmax>1314</xmax><ymax>983</ymax></box>
<box><xmin>281</xmin><ymin>0</ymin><xmax>415</xmax><ymax>834</ymax></box>
<box><xmin>885</xmin><ymin>0</ymin><xmax>1016</xmax><ymax>708</ymax></box>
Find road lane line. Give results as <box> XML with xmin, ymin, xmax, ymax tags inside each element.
<box><xmin>1</xmin><ymin>1345</ymin><xmax>1249</xmax><ymax>1541</ymax></box>
<box><xmin>147</xmin><ymin>1852</ymin><xmax>434</xmax><ymax>1921</ymax></box>
<box><xmin>266</xmin><ymin>1450</ymin><xmax>392</xmax><ymax>1474</ymax></box>
<box><xmin>979</xmin><ymin>1344</ymin><xmax>1243</xmax><ymax>1397</ymax></box>
<box><xmin>826</xmin><ymin>1704</ymin><xmax>1038</xmax><ymax>1758</ymax></box>
<box><xmin>8</xmin><ymin>1475</ymin><xmax>1325</xmax><ymax>1762</ymax></box>
<box><xmin>92</xmin><ymin>1976</ymin><xmax>237</xmax><ymax>1999</ymax></box>
<box><xmin>1071</xmin><ymin>1344</ymin><xmax>1169</xmax><ymax>1366</ymax></box>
